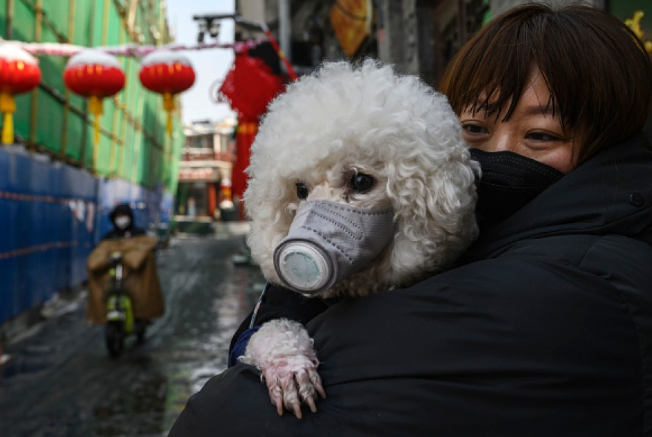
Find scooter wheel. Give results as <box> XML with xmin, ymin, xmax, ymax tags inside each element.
<box><xmin>106</xmin><ymin>322</ymin><xmax>125</xmax><ymax>358</ymax></box>
<box><xmin>135</xmin><ymin>320</ymin><xmax>147</xmax><ymax>345</ymax></box>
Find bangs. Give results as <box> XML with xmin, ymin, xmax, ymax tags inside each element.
<box><xmin>441</xmin><ymin>10</ymin><xmax>553</xmax><ymax>123</ymax></box>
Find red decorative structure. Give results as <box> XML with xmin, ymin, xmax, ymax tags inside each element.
<box><xmin>219</xmin><ymin>52</ymin><xmax>285</xmax><ymax>219</ymax></box>
<box><xmin>218</xmin><ymin>52</ymin><xmax>285</xmax><ymax>119</ymax></box>
<box><xmin>0</xmin><ymin>44</ymin><xmax>42</xmax><ymax>145</ymax></box>
<box><xmin>63</xmin><ymin>49</ymin><xmax>125</xmax><ymax>148</ymax></box>
<box><xmin>139</xmin><ymin>50</ymin><xmax>195</xmax><ymax>136</ymax></box>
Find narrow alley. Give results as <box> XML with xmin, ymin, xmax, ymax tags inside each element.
<box><xmin>0</xmin><ymin>231</ymin><xmax>262</xmax><ymax>437</ymax></box>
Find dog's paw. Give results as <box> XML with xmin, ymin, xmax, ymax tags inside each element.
<box><xmin>261</xmin><ymin>353</ymin><xmax>326</xmax><ymax>419</ymax></box>
<box><xmin>241</xmin><ymin>318</ymin><xmax>327</xmax><ymax>418</ymax></box>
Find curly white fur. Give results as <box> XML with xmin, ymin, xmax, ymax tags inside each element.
<box><xmin>244</xmin><ymin>60</ymin><xmax>478</xmax><ymax>298</ymax></box>
<box><xmin>240</xmin><ymin>60</ymin><xmax>479</xmax><ymax>418</ymax></box>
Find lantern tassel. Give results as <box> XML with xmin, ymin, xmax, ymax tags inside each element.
<box><xmin>89</xmin><ymin>95</ymin><xmax>103</xmax><ymax>141</ymax></box>
<box><xmin>88</xmin><ymin>96</ymin><xmax>104</xmax><ymax>167</ymax></box>
<box><xmin>0</xmin><ymin>93</ymin><xmax>16</xmax><ymax>145</ymax></box>
<box><xmin>94</xmin><ymin>114</ymin><xmax>100</xmax><ymax>145</ymax></box>
<box><xmin>163</xmin><ymin>93</ymin><xmax>175</xmax><ymax>137</ymax></box>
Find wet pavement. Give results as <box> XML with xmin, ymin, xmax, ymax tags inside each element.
<box><xmin>0</xmin><ymin>229</ymin><xmax>263</xmax><ymax>437</ymax></box>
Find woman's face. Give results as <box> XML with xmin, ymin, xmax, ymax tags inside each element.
<box><xmin>459</xmin><ymin>68</ymin><xmax>579</xmax><ymax>174</ymax></box>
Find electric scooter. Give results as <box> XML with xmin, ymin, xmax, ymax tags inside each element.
<box><xmin>105</xmin><ymin>251</ymin><xmax>147</xmax><ymax>357</ymax></box>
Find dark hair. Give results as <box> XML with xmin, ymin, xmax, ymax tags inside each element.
<box><xmin>439</xmin><ymin>3</ymin><xmax>652</xmax><ymax>164</ymax></box>
<box><xmin>110</xmin><ymin>203</ymin><xmax>134</xmax><ymax>223</ymax></box>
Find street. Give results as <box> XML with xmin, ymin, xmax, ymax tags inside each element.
<box><xmin>0</xmin><ymin>231</ymin><xmax>262</xmax><ymax>437</ymax></box>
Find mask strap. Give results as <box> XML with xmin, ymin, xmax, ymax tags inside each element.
<box><xmin>249</xmin><ymin>282</ymin><xmax>271</xmax><ymax>328</ymax></box>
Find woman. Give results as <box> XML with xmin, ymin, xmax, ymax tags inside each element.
<box><xmin>169</xmin><ymin>4</ymin><xmax>652</xmax><ymax>436</ymax></box>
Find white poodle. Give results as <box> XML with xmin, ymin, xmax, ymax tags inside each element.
<box><xmin>238</xmin><ymin>60</ymin><xmax>479</xmax><ymax>418</ymax></box>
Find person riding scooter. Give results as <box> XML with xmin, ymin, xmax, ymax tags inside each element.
<box><xmin>86</xmin><ymin>204</ymin><xmax>165</xmax><ymax>355</ymax></box>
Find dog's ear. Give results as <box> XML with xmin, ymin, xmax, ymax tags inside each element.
<box><xmin>243</xmin><ymin>170</ymin><xmax>299</xmax><ymax>284</ymax></box>
<box><xmin>386</xmin><ymin>149</ymin><xmax>478</xmax><ymax>276</ymax></box>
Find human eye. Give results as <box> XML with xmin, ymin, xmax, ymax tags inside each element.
<box><xmin>461</xmin><ymin>123</ymin><xmax>489</xmax><ymax>135</ymax></box>
<box><xmin>525</xmin><ymin>131</ymin><xmax>563</xmax><ymax>142</ymax></box>
<box><xmin>460</xmin><ymin>122</ymin><xmax>489</xmax><ymax>145</ymax></box>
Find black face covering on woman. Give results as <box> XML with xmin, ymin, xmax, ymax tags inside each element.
<box><xmin>469</xmin><ymin>149</ymin><xmax>564</xmax><ymax>232</ymax></box>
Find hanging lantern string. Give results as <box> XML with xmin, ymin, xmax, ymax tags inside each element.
<box><xmin>0</xmin><ymin>38</ymin><xmax>264</xmax><ymax>58</ymax></box>
<box><xmin>258</xmin><ymin>23</ymin><xmax>298</xmax><ymax>81</ymax></box>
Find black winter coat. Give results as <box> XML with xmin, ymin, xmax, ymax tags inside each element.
<box><xmin>169</xmin><ymin>133</ymin><xmax>652</xmax><ymax>437</ymax></box>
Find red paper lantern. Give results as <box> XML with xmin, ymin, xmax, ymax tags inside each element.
<box><xmin>63</xmin><ymin>49</ymin><xmax>125</xmax><ymax>147</ymax></box>
<box><xmin>139</xmin><ymin>51</ymin><xmax>195</xmax><ymax>136</ymax></box>
<box><xmin>0</xmin><ymin>44</ymin><xmax>42</xmax><ymax>145</ymax></box>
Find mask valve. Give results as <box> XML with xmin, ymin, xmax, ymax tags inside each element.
<box><xmin>275</xmin><ymin>241</ymin><xmax>331</xmax><ymax>292</ymax></box>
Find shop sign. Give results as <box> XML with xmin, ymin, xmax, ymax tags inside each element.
<box><xmin>179</xmin><ymin>167</ymin><xmax>218</xmax><ymax>181</ymax></box>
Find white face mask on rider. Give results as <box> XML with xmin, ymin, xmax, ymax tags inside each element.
<box><xmin>115</xmin><ymin>216</ymin><xmax>131</xmax><ymax>230</ymax></box>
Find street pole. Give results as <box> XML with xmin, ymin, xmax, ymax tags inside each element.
<box><xmin>279</xmin><ymin>0</ymin><xmax>291</xmax><ymax>66</ymax></box>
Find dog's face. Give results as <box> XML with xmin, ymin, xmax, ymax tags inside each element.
<box><xmin>294</xmin><ymin>161</ymin><xmax>390</xmax><ymax>210</ymax></box>
<box><xmin>244</xmin><ymin>61</ymin><xmax>479</xmax><ymax>298</ymax></box>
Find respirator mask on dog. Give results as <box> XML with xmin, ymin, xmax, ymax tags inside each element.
<box><xmin>273</xmin><ymin>200</ymin><xmax>395</xmax><ymax>295</ymax></box>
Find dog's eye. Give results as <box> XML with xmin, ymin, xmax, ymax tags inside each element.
<box><xmin>350</xmin><ymin>173</ymin><xmax>374</xmax><ymax>193</ymax></box>
<box><xmin>296</xmin><ymin>182</ymin><xmax>309</xmax><ymax>199</ymax></box>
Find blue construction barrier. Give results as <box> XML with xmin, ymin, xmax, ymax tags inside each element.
<box><xmin>0</xmin><ymin>146</ymin><xmax>166</xmax><ymax>327</ymax></box>
<box><xmin>95</xmin><ymin>178</ymin><xmax>163</xmax><ymax>241</ymax></box>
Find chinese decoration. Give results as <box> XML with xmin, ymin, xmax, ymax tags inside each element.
<box><xmin>63</xmin><ymin>49</ymin><xmax>126</xmax><ymax>147</ymax></box>
<box><xmin>139</xmin><ymin>50</ymin><xmax>196</xmax><ymax>136</ymax></box>
<box><xmin>218</xmin><ymin>52</ymin><xmax>284</xmax><ymax>120</ymax></box>
<box><xmin>218</xmin><ymin>51</ymin><xmax>286</xmax><ymax>219</ymax></box>
<box><xmin>625</xmin><ymin>10</ymin><xmax>652</xmax><ymax>53</ymax></box>
<box><xmin>330</xmin><ymin>0</ymin><xmax>372</xmax><ymax>58</ymax></box>
<box><xmin>0</xmin><ymin>44</ymin><xmax>42</xmax><ymax>145</ymax></box>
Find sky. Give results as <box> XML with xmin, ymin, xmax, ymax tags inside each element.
<box><xmin>165</xmin><ymin>0</ymin><xmax>236</xmax><ymax>124</ymax></box>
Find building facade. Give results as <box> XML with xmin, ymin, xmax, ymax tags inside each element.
<box><xmin>175</xmin><ymin>119</ymin><xmax>236</xmax><ymax>223</ymax></box>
